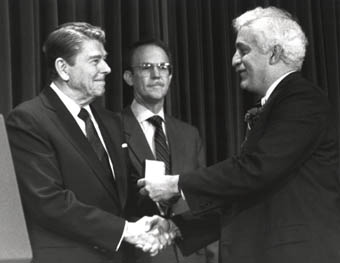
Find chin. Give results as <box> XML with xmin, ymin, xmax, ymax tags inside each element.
<box><xmin>240</xmin><ymin>82</ymin><xmax>248</xmax><ymax>90</ymax></box>
<box><xmin>94</xmin><ymin>88</ymin><xmax>105</xmax><ymax>97</ymax></box>
<box><xmin>148</xmin><ymin>92</ymin><xmax>165</xmax><ymax>99</ymax></box>
<box><xmin>147</xmin><ymin>96</ymin><xmax>164</xmax><ymax>104</ymax></box>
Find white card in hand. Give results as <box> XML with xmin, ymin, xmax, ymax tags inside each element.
<box><xmin>144</xmin><ymin>160</ymin><xmax>166</xmax><ymax>215</ymax></box>
<box><xmin>145</xmin><ymin>160</ymin><xmax>165</xmax><ymax>179</ymax></box>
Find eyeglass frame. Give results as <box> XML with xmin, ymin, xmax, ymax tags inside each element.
<box><xmin>129</xmin><ymin>62</ymin><xmax>172</xmax><ymax>77</ymax></box>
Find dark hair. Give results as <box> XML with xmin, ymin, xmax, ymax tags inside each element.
<box><xmin>43</xmin><ymin>22</ymin><xmax>106</xmax><ymax>80</ymax></box>
<box><xmin>123</xmin><ymin>39</ymin><xmax>173</xmax><ymax>71</ymax></box>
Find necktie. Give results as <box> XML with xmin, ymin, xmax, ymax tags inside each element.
<box><xmin>147</xmin><ymin>115</ymin><xmax>171</xmax><ymax>174</ymax></box>
<box><xmin>244</xmin><ymin>105</ymin><xmax>263</xmax><ymax>131</ymax></box>
<box><xmin>147</xmin><ymin>115</ymin><xmax>179</xmax><ymax>262</ymax></box>
<box><xmin>241</xmin><ymin>103</ymin><xmax>263</xmax><ymax>150</ymax></box>
<box><xmin>147</xmin><ymin>115</ymin><xmax>175</xmax><ymax>215</ymax></box>
<box><xmin>78</xmin><ymin>108</ymin><xmax>114</xmax><ymax>181</ymax></box>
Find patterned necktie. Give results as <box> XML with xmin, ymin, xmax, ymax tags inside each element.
<box><xmin>147</xmin><ymin>115</ymin><xmax>178</xmax><ymax>261</ymax></box>
<box><xmin>78</xmin><ymin>108</ymin><xmax>114</xmax><ymax>180</ymax></box>
<box><xmin>147</xmin><ymin>115</ymin><xmax>171</xmax><ymax>174</ymax></box>
<box><xmin>241</xmin><ymin>102</ymin><xmax>263</xmax><ymax>150</ymax></box>
<box><xmin>244</xmin><ymin>105</ymin><xmax>263</xmax><ymax>131</ymax></box>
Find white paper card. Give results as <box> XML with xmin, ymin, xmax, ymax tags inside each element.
<box><xmin>145</xmin><ymin>160</ymin><xmax>165</xmax><ymax>179</ymax></box>
<box><xmin>144</xmin><ymin>160</ymin><xmax>166</xmax><ymax>215</ymax></box>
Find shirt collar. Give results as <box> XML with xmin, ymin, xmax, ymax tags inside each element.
<box><xmin>50</xmin><ymin>82</ymin><xmax>92</xmax><ymax>117</ymax></box>
<box><xmin>130</xmin><ymin>99</ymin><xmax>165</xmax><ymax>123</ymax></box>
<box><xmin>261</xmin><ymin>71</ymin><xmax>295</xmax><ymax>106</ymax></box>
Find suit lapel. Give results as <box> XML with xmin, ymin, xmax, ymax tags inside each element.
<box><xmin>164</xmin><ymin>115</ymin><xmax>183</xmax><ymax>174</ymax></box>
<box><xmin>40</xmin><ymin>88</ymin><xmax>121</xmax><ymax>206</ymax></box>
<box><xmin>92</xmin><ymin>108</ymin><xmax>127</xmax><ymax>208</ymax></box>
<box><xmin>255</xmin><ymin>72</ymin><xmax>301</xmax><ymax>122</ymax></box>
<box><xmin>243</xmin><ymin>72</ymin><xmax>302</xmax><ymax>150</ymax></box>
<box><xmin>121</xmin><ymin>107</ymin><xmax>155</xmax><ymax>172</ymax></box>
<box><xmin>122</xmin><ymin>108</ymin><xmax>186</xmax><ymax>175</ymax></box>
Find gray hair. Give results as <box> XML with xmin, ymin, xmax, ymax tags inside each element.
<box><xmin>233</xmin><ymin>6</ymin><xmax>308</xmax><ymax>70</ymax></box>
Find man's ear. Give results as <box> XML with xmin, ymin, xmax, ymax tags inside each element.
<box><xmin>269</xmin><ymin>45</ymin><xmax>283</xmax><ymax>65</ymax></box>
<box><xmin>55</xmin><ymin>58</ymin><xmax>70</xmax><ymax>81</ymax></box>
<box><xmin>123</xmin><ymin>70</ymin><xmax>134</xmax><ymax>86</ymax></box>
<box><xmin>168</xmin><ymin>72</ymin><xmax>173</xmax><ymax>84</ymax></box>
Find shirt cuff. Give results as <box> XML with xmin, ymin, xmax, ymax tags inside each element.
<box><xmin>180</xmin><ymin>190</ymin><xmax>186</xmax><ymax>200</ymax></box>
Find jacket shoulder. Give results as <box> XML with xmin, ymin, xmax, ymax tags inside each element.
<box><xmin>166</xmin><ymin>115</ymin><xmax>199</xmax><ymax>133</ymax></box>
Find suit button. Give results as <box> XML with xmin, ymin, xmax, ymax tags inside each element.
<box><xmin>93</xmin><ymin>246</ymin><xmax>99</xmax><ymax>250</ymax></box>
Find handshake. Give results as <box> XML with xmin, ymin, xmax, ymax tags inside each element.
<box><xmin>124</xmin><ymin>215</ymin><xmax>180</xmax><ymax>256</ymax></box>
<box><xmin>123</xmin><ymin>173</ymin><xmax>182</xmax><ymax>256</ymax></box>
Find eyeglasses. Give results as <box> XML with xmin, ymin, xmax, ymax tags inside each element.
<box><xmin>131</xmin><ymin>62</ymin><xmax>172</xmax><ymax>77</ymax></box>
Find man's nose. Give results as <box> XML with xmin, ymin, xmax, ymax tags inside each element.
<box><xmin>100</xmin><ymin>60</ymin><xmax>111</xmax><ymax>74</ymax></box>
<box><xmin>232</xmin><ymin>52</ymin><xmax>240</xmax><ymax>67</ymax></box>
<box><xmin>150</xmin><ymin>65</ymin><xmax>161</xmax><ymax>78</ymax></box>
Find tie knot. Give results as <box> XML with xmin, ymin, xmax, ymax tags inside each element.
<box><xmin>78</xmin><ymin>108</ymin><xmax>90</xmax><ymax>122</ymax></box>
<box><xmin>244</xmin><ymin>105</ymin><xmax>263</xmax><ymax>129</ymax></box>
<box><xmin>147</xmin><ymin>115</ymin><xmax>163</xmax><ymax>128</ymax></box>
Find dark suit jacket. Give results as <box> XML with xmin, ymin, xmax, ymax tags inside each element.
<box><xmin>121</xmin><ymin>106</ymin><xmax>206</xmax><ymax>217</ymax></box>
<box><xmin>6</xmin><ymin>87</ymin><xmax>132</xmax><ymax>263</ymax></box>
<box><xmin>120</xmin><ymin>107</ymin><xmax>218</xmax><ymax>263</ymax></box>
<box><xmin>177</xmin><ymin>72</ymin><xmax>340</xmax><ymax>263</ymax></box>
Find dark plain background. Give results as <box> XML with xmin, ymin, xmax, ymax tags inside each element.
<box><xmin>1</xmin><ymin>0</ymin><xmax>339</xmax><ymax>165</ymax></box>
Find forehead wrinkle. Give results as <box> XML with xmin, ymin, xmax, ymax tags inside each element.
<box><xmin>133</xmin><ymin>46</ymin><xmax>169</xmax><ymax>65</ymax></box>
<box><xmin>83</xmin><ymin>45</ymin><xmax>107</xmax><ymax>61</ymax></box>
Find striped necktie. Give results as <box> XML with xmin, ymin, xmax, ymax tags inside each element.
<box><xmin>147</xmin><ymin>115</ymin><xmax>179</xmax><ymax>261</ymax></box>
<box><xmin>147</xmin><ymin>115</ymin><xmax>171</xmax><ymax>174</ymax></box>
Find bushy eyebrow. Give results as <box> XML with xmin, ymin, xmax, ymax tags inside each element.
<box><xmin>235</xmin><ymin>42</ymin><xmax>249</xmax><ymax>49</ymax></box>
<box><xmin>88</xmin><ymin>53</ymin><xmax>108</xmax><ymax>60</ymax></box>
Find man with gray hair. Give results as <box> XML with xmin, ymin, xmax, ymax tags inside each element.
<box><xmin>139</xmin><ymin>6</ymin><xmax>340</xmax><ymax>263</ymax></box>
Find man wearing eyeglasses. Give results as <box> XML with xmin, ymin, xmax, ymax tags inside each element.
<box><xmin>120</xmin><ymin>39</ymin><xmax>218</xmax><ymax>263</ymax></box>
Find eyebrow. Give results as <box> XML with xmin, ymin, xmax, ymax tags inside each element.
<box><xmin>88</xmin><ymin>53</ymin><xmax>108</xmax><ymax>60</ymax></box>
<box><xmin>235</xmin><ymin>42</ymin><xmax>249</xmax><ymax>49</ymax></box>
<box><xmin>140</xmin><ymin>62</ymin><xmax>170</xmax><ymax>64</ymax></box>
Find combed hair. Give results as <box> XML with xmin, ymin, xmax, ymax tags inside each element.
<box><xmin>43</xmin><ymin>22</ymin><xmax>106</xmax><ymax>80</ymax></box>
<box><xmin>233</xmin><ymin>6</ymin><xmax>308</xmax><ymax>70</ymax></box>
<box><xmin>123</xmin><ymin>39</ymin><xmax>172</xmax><ymax>71</ymax></box>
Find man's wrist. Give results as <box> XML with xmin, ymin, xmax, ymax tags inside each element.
<box><xmin>123</xmin><ymin>221</ymin><xmax>133</xmax><ymax>241</ymax></box>
<box><xmin>167</xmin><ymin>219</ymin><xmax>182</xmax><ymax>239</ymax></box>
<box><xmin>171</xmin><ymin>175</ymin><xmax>180</xmax><ymax>195</ymax></box>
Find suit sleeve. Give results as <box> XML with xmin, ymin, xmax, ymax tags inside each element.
<box><xmin>6</xmin><ymin>108</ymin><xmax>126</xmax><ymax>252</ymax></box>
<box><xmin>173</xmin><ymin>126</ymin><xmax>221</xmax><ymax>255</ymax></box>
<box><xmin>195</xmin><ymin>128</ymin><xmax>206</xmax><ymax>168</ymax></box>
<box><xmin>173</xmin><ymin>212</ymin><xmax>220</xmax><ymax>256</ymax></box>
<box><xmin>179</xmin><ymin>86</ymin><xmax>331</xmax><ymax>215</ymax></box>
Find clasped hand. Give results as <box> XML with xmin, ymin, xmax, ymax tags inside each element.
<box><xmin>124</xmin><ymin>215</ymin><xmax>177</xmax><ymax>256</ymax></box>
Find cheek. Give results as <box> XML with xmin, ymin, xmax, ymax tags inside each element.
<box><xmin>134</xmin><ymin>78</ymin><xmax>147</xmax><ymax>89</ymax></box>
<box><xmin>242</xmin><ymin>59</ymin><xmax>252</xmax><ymax>70</ymax></box>
<box><xmin>165</xmin><ymin>78</ymin><xmax>171</xmax><ymax>86</ymax></box>
<box><xmin>162</xmin><ymin>84</ymin><xmax>169</xmax><ymax>94</ymax></box>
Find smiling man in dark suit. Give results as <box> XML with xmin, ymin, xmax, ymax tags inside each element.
<box><xmin>120</xmin><ymin>39</ymin><xmax>218</xmax><ymax>263</ymax></box>
<box><xmin>139</xmin><ymin>6</ymin><xmax>340</xmax><ymax>263</ymax></box>
<box><xmin>6</xmin><ymin>22</ymin><xmax>169</xmax><ymax>263</ymax></box>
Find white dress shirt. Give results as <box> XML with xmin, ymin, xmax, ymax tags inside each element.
<box><xmin>50</xmin><ymin>82</ymin><xmax>124</xmax><ymax>250</ymax></box>
<box><xmin>130</xmin><ymin>99</ymin><xmax>168</xmax><ymax>157</ymax></box>
<box><xmin>261</xmin><ymin>71</ymin><xmax>296</xmax><ymax>106</ymax></box>
<box><xmin>50</xmin><ymin>82</ymin><xmax>115</xmax><ymax>178</ymax></box>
